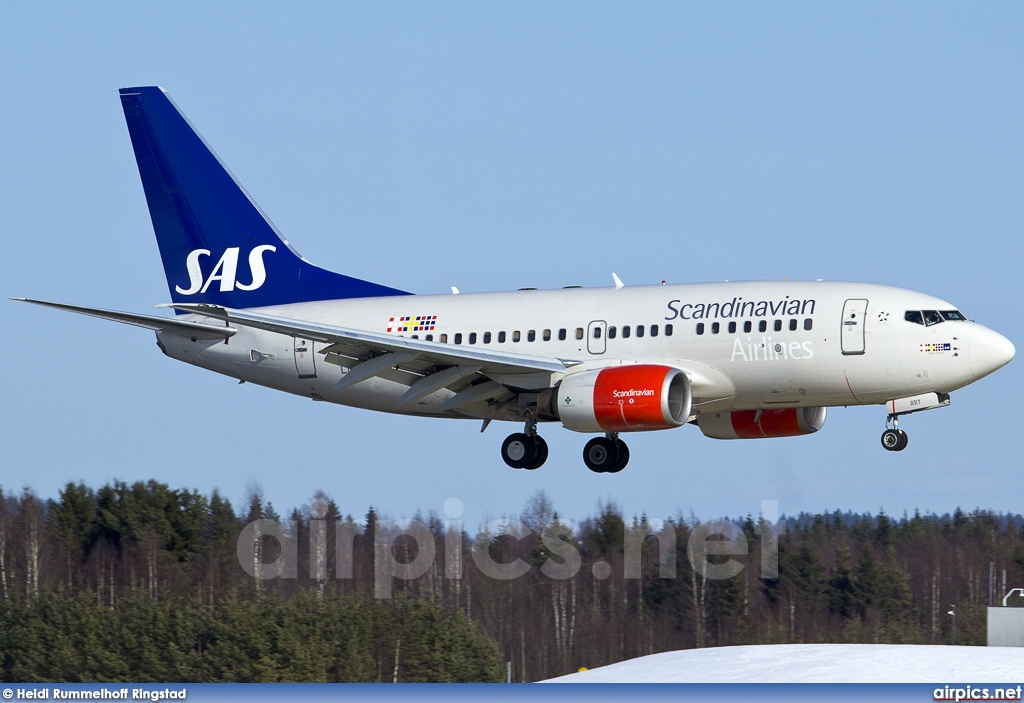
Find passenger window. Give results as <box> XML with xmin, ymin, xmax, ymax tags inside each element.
<box><xmin>759</xmin><ymin>320</ymin><xmax>767</xmax><ymax>333</ymax></box>
<box><xmin>543</xmin><ymin>329</ymin><xmax>551</xmax><ymax>341</ymax></box>
<box><xmin>622</xmin><ymin>325</ymin><xmax>631</xmax><ymax>338</ymax></box>
<box><xmin>528</xmin><ymin>330</ymin><xmax>536</xmax><ymax>342</ymax></box>
<box><xmin>498</xmin><ymin>331</ymin><xmax>507</xmax><ymax>343</ymax></box>
<box><xmin>773</xmin><ymin>320</ymin><xmax>782</xmax><ymax>332</ymax></box>
<box><xmin>636</xmin><ymin>325</ymin><xmax>645</xmax><ymax>338</ymax></box>
<box><xmin>728</xmin><ymin>321</ymin><xmax>736</xmax><ymax>334</ymax></box>
<box><xmin>454</xmin><ymin>333</ymin><xmax>463</xmax><ymax>345</ymax></box>
<box><xmin>440</xmin><ymin>334</ymin><xmax>448</xmax><ymax>343</ymax></box>
<box><xmin>513</xmin><ymin>331</ymin><xmax>521</xmax><ymax>342</ymax></box>
<box><xmin>608</xmin><ymin>326</ymin><xmax>617</xmax><ymax>339</ymax></box>
<box><xmin>558</xmin><ymin>328</ymin><xmax>566</xmax><ymax>341</ymax></box>
<box><xmin>744</xmin><ymin>321</ymin><xmax>752</xmax><ymax>333</ymax></box>
<box><xmin>789</xmin><ymin>319</ymin><xmax>797</xmax><ymax>331</ymax></box>
<box><xmin>412</xmin><ymin>335</ymin><xmax>418</xmax><ymax>339</ymax></box>
<box><xmin>483</xmin><ymin>332</ymin><xmax>491</xmax><ymax>344</ymax></box>
<box><xmin>665</xmin><ymin>324</ymin><xmax>673</xmax><ymax>336</ymax></box>
<box><xmin>696</xmin><ymin>323</ymin><xmax>705</xmax><ymax>335</ymax></box>
<box><xmin>469</xmin><ymin>332</ymin><xmax>477</xmax><ymax>344</ymax></box>
<box><xmin>803</xmin><ymin>318</ymin><xmax>813</xmax><ymax>331</ymax></box>
<box><xmin>923</xmin><ymin>310</ymin><xmax>943</xmax><ymax>326</ymax></box>
<box><xmin>711</xmin><ymin>322</ymin><xmax>720</xmax><ymax>334</ymax></box>
<box><xmin>426</xmin><ymin>334</ymin><xmax>433</xmax><ymax>341</ymax></box>
<box><xmin>904</xmin><ymin>311</ymin><xmax>924</xmax><ymax>325</ymax></box>
<box><xmin>650</xmin><ymin>325</ymin><xmax>658</xmax><ymax>337</ymax></box>
<box><xmin>575</xmin><ymin>328</ymin><xmax>584</xmax><ymax>340</ymax></box>
<box><xmin>941</xmin><ymin>310</ymin><xmax>966</xmax><ymax>321</ymax></box>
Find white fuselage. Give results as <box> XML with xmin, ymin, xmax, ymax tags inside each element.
<box><xmin>156</xmin><ymin>280</ymin><xmax>1011</xmax><ymax>426</ymax></box>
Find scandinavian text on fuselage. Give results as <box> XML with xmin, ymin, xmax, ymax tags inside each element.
<box><xmin>665</xmin><ymin>296</ymin><xmax>817</xmax><ymax>321</ymax></box>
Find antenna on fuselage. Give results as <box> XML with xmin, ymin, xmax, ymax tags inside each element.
<box><xmin>612</xmin><ymin>273</ymin><xmax>624</xmax><ymax>289</ymax></box>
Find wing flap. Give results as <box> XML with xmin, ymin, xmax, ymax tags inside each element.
<box><xmin>170</xmin><ymin>303</ymin><xmax>572</xmax><ymax>375</ymax></box>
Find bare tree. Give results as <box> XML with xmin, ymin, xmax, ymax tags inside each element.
<box><xmin>20</xmin><ymin>489</ymin><xmax>42</xmax><ymax>599</ymax></box>
<box><xmin>522</xmin><ymin>491</ymin><xmax>554</xmax><ymax>535</ymax></box>
<box><xmin>309</xmin><ymin>490</ymin><xmax>330</xmax><ymax>599</ymax></box>
<box><xmin>0</xmin><ymin>489</ymin><xmax>8</xmax><ymax>601</ymax></box>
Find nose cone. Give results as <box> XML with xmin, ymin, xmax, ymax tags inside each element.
<box><xmin>969</xmin><ymin>325</ymin><xmax>1015</xmax><ymax>380</ymax></box>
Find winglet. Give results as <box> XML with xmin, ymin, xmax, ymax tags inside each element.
<box><xmin>612</xmin><ymin>273</ymin><xmax>624</xmax><ymax>289</ymax></box>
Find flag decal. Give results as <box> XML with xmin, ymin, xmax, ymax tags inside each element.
<box><xmin>387</xmin><ymin>315</ymin><xmax>438</xmax><ymax>333</ymax></box>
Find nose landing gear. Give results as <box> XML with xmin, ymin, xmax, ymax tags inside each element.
<box><xmin>879</xmin><ymin>393</ymin><xmax>952</xmax><ymax>452</ymax></box>
<box><xmin>880</xmin><ymin>416</ymin><xmax>909</xmax><ymax>452</ymax></box>
<box><xmin>501</xmin><ymin>415</ymin><xmax>548</xmax><ymax>470</ymax></box>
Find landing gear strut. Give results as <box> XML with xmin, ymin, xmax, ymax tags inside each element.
<box><xmin>583</xmin><ymin>433</ymin><xmax>630</xmax><ymax>473</ymax></box>
<box><xmin>501</xmin><ymin>415</ymin><xmax>548</xmax><ymax>470</ymax></box>
<box><xmin>880</xmin><ymin>415</ymin><xmax>909</xmax><ymax>452</ymax></box>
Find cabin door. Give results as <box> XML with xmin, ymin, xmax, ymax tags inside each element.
<box><xmin>841</xmin><ymin>299</ymin><xmax>868</xmax><ymax>355</ymax></box>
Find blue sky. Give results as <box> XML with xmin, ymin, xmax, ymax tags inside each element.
<box><xmin>2</xmin><ymin>3</ymin><xmax>1022</xmax><ymax>527</ymax></box>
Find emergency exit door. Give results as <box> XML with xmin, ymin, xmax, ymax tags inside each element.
<box><xmin>587</xmin><ymin>321</ymin><xmax>607</xmax><ymax>354</ymax></box>
<box><xmin>293</xmin><ymin>338</ymin><xmax>317</xmax><ymax>378</ymax></box>
<box><xmin>841</xmin><ymin>299</ymin><xmax>868</xmax><ymax>355</ymax></box>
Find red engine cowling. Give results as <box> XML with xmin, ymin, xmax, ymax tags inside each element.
<box><xmin>696</xmin><ymin>407</ymin><xmax>827</xmax><ymax>440</ymax></box>
<box><xmin>556</xmin><ymin>365</ymin><xmax>691</xmax><ymax>433</ymax></box>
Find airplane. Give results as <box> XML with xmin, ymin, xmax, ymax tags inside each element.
<box><xmin>16</xmin><ymin>86</ymin><xmax>1016</xmax><ymax>473</ymax></box>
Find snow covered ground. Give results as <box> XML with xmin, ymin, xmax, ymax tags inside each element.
<box><xmin>545</xmin><ymin>644</ymin><xmax>1024</xmax><ymax>683</ymax></box>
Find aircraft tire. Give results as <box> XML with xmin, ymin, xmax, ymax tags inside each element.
<box><xmin>525</xmin><ymin>436</ymin><xmax>548</xmax><ymax>470</ymax></box>
<box><xmin>606</xmin><ymin>440</ymin><xmax>629</xmax><ymax>473</ymax></box>
<box><xmin>583</xmin><ymin>437</ymin><xmax>617</xmax><ymax>473</ymax></box>
<box><xmin>894</xmin><ymin>429</ymin><xmax>909</xmax><ymax>451</ymax></box>
<box><xmin>880</xmin><ymin>429</ymin><xmax>900</xmax><ymax>451</ymax></box>
<box><xmin>502</xmin><ymin>433</ymin><xmax>537</xmax><ymax>469</ymax></box>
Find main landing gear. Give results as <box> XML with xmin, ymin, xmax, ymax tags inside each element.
<box><xmin>880</xmin><ymin>415</ymin><xmax>909</xmax><ymax>452</ymax></box>
<box><xmin>583</xmin><ymin>433</ymin><xmax>630</xmax><ymax>474</ymax></box>
<box><xmin>501</xmin><ymin>416</ymin><xmax>548</xmax><ymax>470</ymax></box>
<box><xmin>500</xmin><ymin>421</ymin><xmax>630</xmax><ymax>473</ymax></box>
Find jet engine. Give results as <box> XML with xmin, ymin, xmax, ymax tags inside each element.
<box><xmin>554</xmin><ymin>365</ymin><xmax>691</xmax><ymax>433</ymax></box>
<box><xmin>696</xmin><ymin>407</ymin><xmax>827</xmax><ymax>440</ymax></box>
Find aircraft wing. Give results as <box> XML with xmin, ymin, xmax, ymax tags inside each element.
<box><xmin>170</xmin><ymin>303</ymin><xmax>574</xmax><ymax>380</ymax></box>
<box><xmin>14</xmin><ymin>298</ymin><xmax>237</xmax><ymax>340</ymax></box>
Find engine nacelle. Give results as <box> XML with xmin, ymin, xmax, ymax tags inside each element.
<box><xmin>555</xmin><ymin>365</ymin><xmax>691</xmax><ymax>433</ymax></box>
<box><xmin>696</xmin><ymin>407</ymin><xmax>827</xmax><ymax>440</ymax></box>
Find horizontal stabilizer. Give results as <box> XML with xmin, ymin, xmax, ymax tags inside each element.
<box><xmin>13</xmin><ymin>298</ymin><xmax>236</xmax><ymax>340</ymax></box>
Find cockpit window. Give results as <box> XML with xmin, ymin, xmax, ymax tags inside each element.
<box><xmin>906</xmin><ymin>309</ymin><xmax>966</xmax><ymax>325</ymax></box>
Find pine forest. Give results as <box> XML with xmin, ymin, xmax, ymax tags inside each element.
<box><xmin>0</xmin><ymin>481</ymin><xmax>1022</xmax><ymax>682</ymax></box>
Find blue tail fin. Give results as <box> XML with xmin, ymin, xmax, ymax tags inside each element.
<box><xmin>119</xmin><ymin>86</ymin><xmax>411</xmax><ymax>308</ymax></box>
